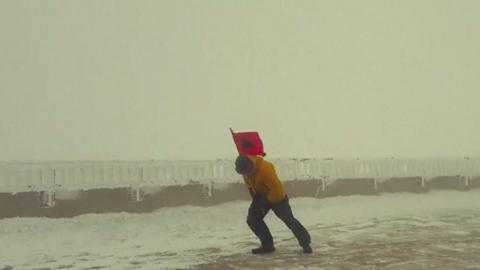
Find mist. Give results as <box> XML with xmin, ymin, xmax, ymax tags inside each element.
<box><xmin>1</xmin><ymin>0</ymin><xmax>479</xmax><ymax>161</ymax></box>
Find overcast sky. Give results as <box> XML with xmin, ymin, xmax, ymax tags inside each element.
<box><xmin>1</xmin><ymin>0</ymin><xmax>479</xmax><ymax>161</ymax></box>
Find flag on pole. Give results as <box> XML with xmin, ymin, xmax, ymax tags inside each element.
<box><xmin>230</xmin><ymin>128</ymin><xmax>266</xmax><ymax>156</ymax></box>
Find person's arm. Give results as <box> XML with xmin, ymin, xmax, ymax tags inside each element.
<box><xmin>257</xmin><ymin>164</ymin><xmax>284</xmax><ymax>202</ymax></box>
<box><xmin>252</xmin><ymin>181</ymin><xmax>270</xmax><ymax>212</ymax></box>
<box><xmin>248</xmin><ymin>187</ymin><xmax>256</xmax><ymax>198</ymax></box>
<box><xmin>243</xmin><ymin>175</ymin><xmax>257</xmax><ymax>198</ymax></box>
<box><xmin>255</xmin><ymin>182</ymin><xmax>270</xmax><ymax>198</ymax></box>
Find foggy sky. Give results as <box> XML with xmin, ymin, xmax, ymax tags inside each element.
<box><xmin>1</xmin><ymin>0</ymin><xmax>479</xmax><ymax>161</ymax></box>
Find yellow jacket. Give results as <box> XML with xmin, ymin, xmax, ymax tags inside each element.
<box><xmin>242</xmin><ymin>155</ymin><xmax>286</xmax><ymax>203</ymax></box>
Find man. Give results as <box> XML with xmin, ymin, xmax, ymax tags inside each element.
<box><xmin>235</xmin><ymin>155</ymin><xmax>312</xmax><ymax>254</ymax></box>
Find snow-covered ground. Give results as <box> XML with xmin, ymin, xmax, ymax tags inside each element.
<box><xmin>1</xmin><ymin>190</ymin><xmax>480</xmax><ymax>270</ymax></box>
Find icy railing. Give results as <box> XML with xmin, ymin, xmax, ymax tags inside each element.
<box><xmin>1</xmin><ymin>158</ymin><xmax>480</xmax><ymax>193</ymax></box>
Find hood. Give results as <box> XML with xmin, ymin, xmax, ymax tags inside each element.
<box><xmin>246</xmin><ymin>155</ymin><xmax>264</xmax><ymax>175</ymax></box>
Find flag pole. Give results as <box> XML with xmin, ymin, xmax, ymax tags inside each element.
<box><xmin>230</xmin><ymin>128</ymin><xmax>240</xmax><ymax>154</ymax></box>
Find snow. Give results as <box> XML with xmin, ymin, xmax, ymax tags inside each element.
<box><xmin>1</xmin><ymin>190</ymin><xmax>480</xmax><ymax>269</ymax></box>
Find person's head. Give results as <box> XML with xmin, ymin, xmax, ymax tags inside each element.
<box><xmin>235</xmin><ymin>155</ymin><xmax>253</xmax><ymax>175</ymax></box>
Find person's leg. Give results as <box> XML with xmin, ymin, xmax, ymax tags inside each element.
<box><xmin>247</xmin><ymin>198</ymin><xmax>274</xmax><ymax>249</ymax></box>
<box><xmin>272</xmin><ymin>197</ymin><xmax>312</xmax><ymax>252</ymax></box>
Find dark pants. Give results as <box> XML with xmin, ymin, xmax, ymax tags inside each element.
<box><xmin>247</xmin><ymin>196</ymin><xmax>311</xmax><ymax>247</ymax></box>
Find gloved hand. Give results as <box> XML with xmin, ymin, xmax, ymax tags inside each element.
<box><xmin>253</xmin><ymin>193</ymin><xmax>270</xmax><ymax>215</ymax></box>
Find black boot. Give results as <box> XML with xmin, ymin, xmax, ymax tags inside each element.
<box><xmin>251</xmin><ymin>245</ymin><xmax>275</xmax><ymax>254</ymax></box>
<box><xmin>301</xmin><ymin>244</ymin><xmax>312</xmax><ymax>254</ymax></box>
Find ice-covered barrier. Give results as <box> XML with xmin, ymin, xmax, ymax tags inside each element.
<box><xmin>1</xmin><ymin>158</ymin><xmax>480</xmax><ymax>193</ymax></box>
<box><xmin>1</xmin><ymin>158</ymin><xmax>480</xmax><ymax>218</ymax></box>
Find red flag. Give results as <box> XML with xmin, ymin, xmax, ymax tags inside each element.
<box><xmin>230</xmin><ymin>128</ymin><xmax>266</xmax><ymax>156</ymax></box>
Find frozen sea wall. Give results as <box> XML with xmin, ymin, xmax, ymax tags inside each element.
<box><xmin>1</xmin><ymin>158</ymin><xmax>480</xmax><ymax>218</ymax></box>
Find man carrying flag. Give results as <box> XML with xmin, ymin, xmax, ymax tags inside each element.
<box><xmin>231</xmin><ymin>129</ymin><xmax>312</xmax><ymax>254</ymax></box>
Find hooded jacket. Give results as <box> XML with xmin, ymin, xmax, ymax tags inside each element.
<box><xmin>242</xmin><ymin>155</ymin><xmax>286</xmax><ymax>203</ymax></box>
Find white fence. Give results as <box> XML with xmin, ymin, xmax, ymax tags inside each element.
<box><xmin>1</xmin><ymin>158</ymin><xmax>480</xmax><ymax>193</ymax></box>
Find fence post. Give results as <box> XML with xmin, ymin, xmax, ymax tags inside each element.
<box><xmin>208</xmin><ymin>181</ymin><xmax>213</xmax><ymax>197</ymax></box>
<box><xmin>42</xmin><ymin>167</ymin><xmax>56</xmax><ymax>208</ymax></box>
<box><xmin>314</xmin><ymin>179</ymin><xmax>322</xmax><ymax>198</ymax></box>
<box><xmin>136</xmin><ymin>185</ymin><xmax>142</xmax><ymax>202</ymax></box>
